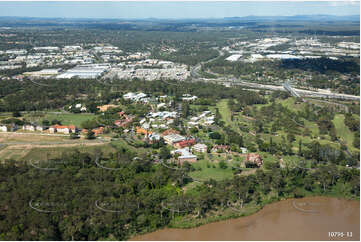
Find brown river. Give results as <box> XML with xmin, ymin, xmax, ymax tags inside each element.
<box><xmin>132</xmin><ymin>197</ymin><xmax>359</xmax><ymax>241</ymax></box>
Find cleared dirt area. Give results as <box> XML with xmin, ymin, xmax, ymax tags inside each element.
<box><xmin>0</xmin><ymin>132</ymin><xmax>68</xmax><ymax>143</ymax></box>
<box><xmin>0</xmin><ymin>132</ymin><xmax>111</xmax><ymax>161</ymax></box>
<box><xmin>0</xmin><ymin>142</ymin><xmax>109</xmax><ymax>161</ymax></box>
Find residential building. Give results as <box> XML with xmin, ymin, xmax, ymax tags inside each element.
<box><xmin>161</xmin><ymin>129</ymin><xmax>179</xmax><ymax>136</ymax></box>
<box><xmin>173</xmin><ymin>138</ymin><xmax>196</xmax><ymax>149</ymax></box>
<box><xmin>49</xmin><ymin>125</ymin><xmax>77</xmax><ymax>134</ymax></box>
<box><xmin>192</xmin><ymin>143</ymin><xmax>208</xmax><ymax>153</ymax></box>
<box><xmin>0</xmin><ymin>125</ymin><xmax>7</xmax><ymax>132</ymax></box>
<box><xmin>82</xmin><ymin>127</ymin><xmax>103</xmax><ymax>136</ymax></box>
<box><xmin>147</xmin><ymin>133</ymin><xmax>161</xmax><ymax>144</ymax></box>
<box><xmin>240</xmin><ymin>147</ymin><xmax>248</xmax><ymax>154</ymax></box>
<box><xmin>97</xmin><ymin>104</ymin><xmax>118</xmax><ymax>112</ymax></box>
<box><xmin>22</xmin><ymin>125</ymin><xmax>35</xmax><ymax>132</ymax></box>
<box><xmin>172</xmin><ymin>148</ymin><xmax>197</xmax><ymax>163</ymax></box>
<box><xmin>211</xmin><ymin>145</ymin><xmax>231</xmax><ymax>153</ymax></box>
<box><xmin>36</xmin><ymin>126</ymin><xmax>47</xmax><ymax>132</ymax></box>
<box><xmin>163</xmin><ymin>134</ymin><xmax>185</xmax><ymax>145</ymax></box>
<box><xmin>136</xmin><ymin>127</ymin><xmax>152</xmax><ymax>136</ymax></box>
<box><xmin>246</xmin><ymin>153</ymin><xmax>263</xmax><ymax>167</ymax></box>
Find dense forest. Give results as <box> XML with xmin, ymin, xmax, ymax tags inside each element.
<box><xmin>0</xmin><ymin>149</ymin><xmax>359</xmax><ymax>240</ymax></box>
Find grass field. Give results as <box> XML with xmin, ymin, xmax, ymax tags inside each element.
<box><xmin>24</xmin><ymin>112</ymin><xmax>96</xmax><ymax>127</ymax></box>
<box><xmin>333</xmin><ymin>114</ymin><xmax>357</xmax><ymax>152</ymax></box>
<box><xmin>23</xmin><ymin>143</ymin><xmax>117</xmax><ymax>161</ymax></box>
<box><xmin>216</xmin><ymin>99</ymin><xmax>232</xmax><ymax>126</ymax></box>
<box><xmin>189</xmin><ymin>159</ymin><xmax>234</xmax><ymax>182</ymax></box>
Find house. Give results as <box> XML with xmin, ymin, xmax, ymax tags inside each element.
<box><xmin>245</xmin><ymin>153</ymin><xmax>263</xmax><ymax>167</ymax></box>
<box><xmin>136</xmin><ymin>127</ymin><xmax>152</xmax><ymax>136</ymax></box>
<box><xmin>192</xmin><ymin>143</ymin><xmax>208</xmax><ymax>153</ymax></box>
<box><xmin>123</xmin><ymin>92</ymin><xmax>147</xmax><ymax>101</ymax></box>
<box><xmin>142</xmin><ymin>122</ymin><xmax>150</xmax><ymax>130</ymax></box>
<box><xmin>163</xmin><ymin>134</ymin><xmax>185</xmax><ymax>145</ymax></box>
<box><xmin>36</xmin><ymin>126</ymin><xmax>47</xmax><ymax>132</ymax></box>
<box><xmin>92</xmin><ymin>127</ymin><xmax>104</xmax><ymax>135</ymax></box>
<box><xmin>97</xmin><ymin>104</ymin><xmax>118</xmax><ymax>112</ymax></box>
<box><xmin>188</xmin><ymin>121</ymin><xmax>199</xmax><ymax>126</ymax></box>
<box><xmin>114</xmin><ymin>115</ymin><xmax>133</xmax><ymax>128</ymax></box>
<box><xmin>22</xmin><ymin>125</ymin><xmax>35</xmax><ymax>132</ymax></box>
<box><xmin>211</xmin><ymin>145</ymin><xmax>231</xmax><ymax>153</ymax></box>
<box><xmin>172</xmin><ymin>148</ymin><xmax>197</xmax><ymax>163</ymax></box>
<box><xmin>123</xmin><ymin>92</ymin><xmax>136</xmax><ymax>100</ymax></box>
<box><xmin>240</xmin><ymin>147</ymin><xmax>248</xmax><ymax>154</ymax></box>
<box><xmin>161</xmin><ymin>129</ymin><xmax>179</xmax><ymax>136</ymax></box>
<box><xmin>157</xmin><ymin>103</ymin><xmax>166</xmax><ymax>109</ymax></box>
<box><xmin>82</xmin><ymin>126</ymin><xmax>104</xmax><ymax>136</ymax></box>
<box><xmin>204</xmin><ymin>120</ymin><xmax>215</xmax><ymax>126</ymax></box>
<box><xmin>0</xmin><ymin>125</ymin><xmax>7</xmax><ymax>132</ymax></box>
<box><xmin>182</xmin><ymin>94</ymin><xmax>198</xmax><ymax>101</ymax></box>
<box><xmin>173</xmin><ymin>138</ymin><xmax>196</xmax><ymax>149</ymax></box>
<box><xmin>147</xmin><ymin>133</ymin><xmax>161</xmax><ymax>144</ymax></box>
<box><xmin>49</xmin><ymin>125</ymin><xmax>77</xmax><ymax>134</ymax></box>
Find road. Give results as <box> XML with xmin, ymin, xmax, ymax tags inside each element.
<box><xmin>192</xmin><ymin>76</ymin><xmax>360</xmax><ymax>101</ymax></box>
<box><xmin>190</xmin><ymin>48</ymin><xmax>224</xmax><ymax>79</ymax></box>
<box><xmin>190</xmin><ymin>53</ymin><xmax>360</xmax><ymax>101</ymax></box>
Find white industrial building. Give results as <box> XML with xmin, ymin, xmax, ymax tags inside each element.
<box><xmin>225</xmin><ymin>54</ymin><xmax>242</xmax><ymax>62</ymax></box>
<box><xmin>56</xmin><ymin>64</ymin><xmax>110</xmax><ymax>79</ymax></box>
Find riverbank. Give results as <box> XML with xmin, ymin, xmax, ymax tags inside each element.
<box><xmin>168</xmin><ymin>192</ymin><xmax>359</xmax><ymax>229</ymax></box>
<box><xmin>131</xmin><ymin>196</ymin><xmax>360</xmax><ymax>241</ymax></box>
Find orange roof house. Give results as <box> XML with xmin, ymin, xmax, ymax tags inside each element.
<box><xmin>97</xmin><ymin>104</ymin><xmax>118</xmax><ymax>112</ymax></box>
<box><xmin>92</xmin><ymin>127</ymin><xmax>104</xmax><ymax>135</ymax></box>
<box><xmin>136</xmin><ymin>127</ymin><xmax>152</xmax><ymax>135</ymax></box>
<box><xmin>81</xmin><ymin>127</ymin><xmax>104</xmax><ymax>136</ymax></box>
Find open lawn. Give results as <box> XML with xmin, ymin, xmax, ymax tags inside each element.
<box><xmin>24</xmin><ymin>112</ymin><xmax>96</xmax><ymax>127</ymax></box>
<box><xmin>276</xmin><ymin>97</ymin><xmax>306</xmax><ymax>111</ymax></box>
<box><xmin>22</xmin><ymin>143</ymin><xmax>116</xmax><ymax>161</ymax></box>
<box><xmin>214</xmin><ymin>99</ymin><xmax>241</xmax><ymax>132</ymax></box>
<box><xmin>189</xmin><ymin>159</ymin><xmax>234</xmax><ymax>182</ymax></box>
<box><xmin>333</xmin><ymin>114</ymin><xmax>358</xmax><ymax>152</ymax></box>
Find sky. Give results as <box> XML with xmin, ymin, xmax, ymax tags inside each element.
<box><xmin>0</xmin><ymin>1</ymin><xmax>359</xmax><ymax>19</ymax></box>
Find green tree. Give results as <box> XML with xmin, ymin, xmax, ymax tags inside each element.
<box><xmin>219</xmin><ymin>161</ymin><xmax>228</xmax><ymax>169</ymax></box>
<box><xmin>86</xmin><ymin>130</ymin><xmax>96</xmax><ymax>140</ymax></box>
<box><xmin>160</xmin><ymin>146</ymin><xmax>171</xmax><ymax>160</ymax></box>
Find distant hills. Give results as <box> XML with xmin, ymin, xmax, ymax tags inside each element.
<box><xmin>0</xmin><ymin>14</ymin><xmax>359</xmax><ymax>22</ymax></box>
<box><xmin>0</xmin><ymin>15</ymin><xmax>358</xmax><ymax>34</ymax></box>
<box><xmin>223</xmin><ymin>15</ymin><xmax>360</xmax><ymax>21</ymax></box>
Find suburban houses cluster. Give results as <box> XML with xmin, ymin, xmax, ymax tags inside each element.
<box><xmin>0</xmin><ymin>123</ymin><xmax>78</xmax><ymax>134</ymax></box>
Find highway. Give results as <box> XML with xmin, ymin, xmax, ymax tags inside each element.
<box><xmin>190</xmin><ymin>54</ymin><xmax>360</xmax><ymax>101</ymax></box>
<box><xmin>191</xmin><ymin>75</ymin><xmax>360</xmax><ymax>101</ymax></box>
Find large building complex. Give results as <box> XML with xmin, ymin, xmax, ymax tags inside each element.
<box><xmin>56</xmin><ymin>64</ymin><xmax>110</xmax><ymax>79</ymax></box>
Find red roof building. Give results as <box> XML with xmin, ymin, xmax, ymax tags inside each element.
<box><xmin>246</xmin><ymin>153</ymin><xmax>263</xmax><ymax>167</ymax></box>
<box><xmin>162</xmin><ymin>129</ymin><xmax>180</xmax><ymax>137</ymax></box>
<box><xmin>173</xmin><ymin>138</ymin><xmax>196</xmax><ymax>149</ymax></box>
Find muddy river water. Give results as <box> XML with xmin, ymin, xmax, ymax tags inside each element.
<box><xmin>132</xmin><ymin>197</ymin><xmax>359</xmax><ymax>241</ymax></box>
